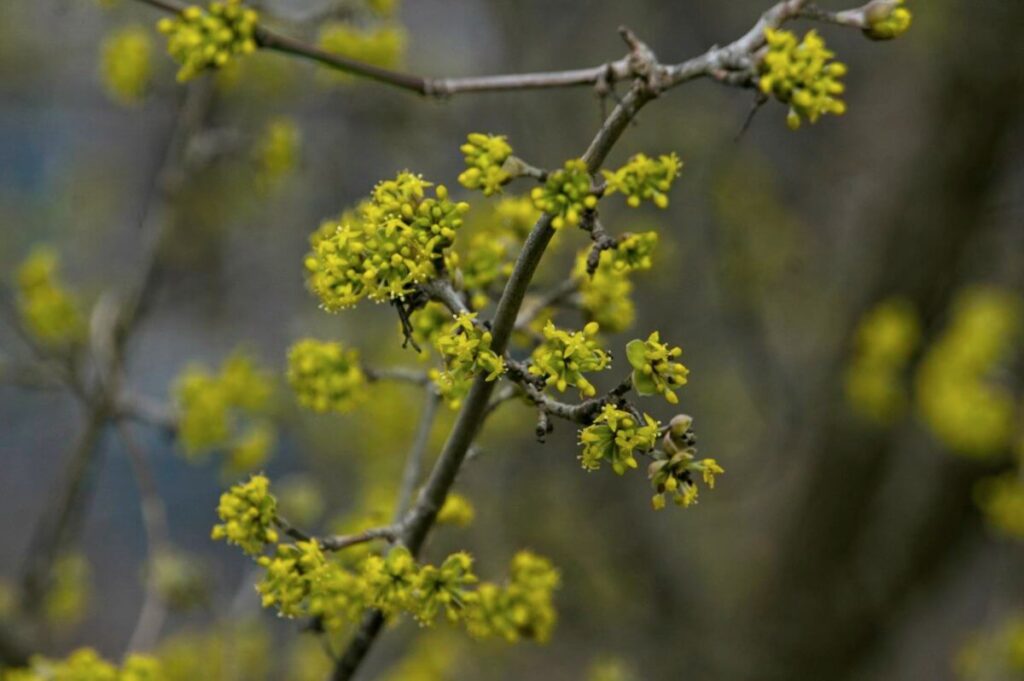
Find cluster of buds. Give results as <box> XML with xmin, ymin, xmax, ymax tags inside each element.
<box><xmin>458</xmin><ymin>133</ymin><xmax>514</xmax><ymax>196</ymax></box>
<box><xmin>578</xmin><ymin>404</ymin><xmax>660</xmax><ymax>475</ymax></box>
<box><xmin>211</xmin><ymin>474</ymin><xmax>279</xmax><ymax>555</ymax></box>
<box><xmin>157</xmin><ymin>0</ymin><xmax>259</xmax><ymax>82</ymax></box>
<box><xmin>648</xmin><ymin>415</ymin><xmax>724</xmax><ymax>510</ymax></box>
<box><xmin>100</xmin><ymin>25</ymin><xmax>154</xmax><ymax>105</ymax></box>
<box><xmin>759</xmin><ymin>29</ymin><xmax>847</xmax><ymax>130</ymax></box>
<box><xmin>529</xmin><ymin>321</ymin><xmax>610</xmax><ymax>397</ymax></box>
<box><xmin>286</xmin><ymin>339</ymin><xmax>367</xmax><ymax>414</ymax></box>
<box><xmin>863</xmin><ymin>0</ymin><xmax>913</xmax><ymax>40</ymax></box>
<box><xmin>306</xmin><ymin>172</ymin><xmax>469</xmax><ymax>309</ymax></box>
<box><xmin>626</xmin><ymin>332</ymin><xmax>689</xmax><ymax>404</ymax></box>
<box><xmin>432</xmin><ymin>312</ymin><xmax>506</xmax><ymax>408</ymax></box>
<box><xmin>531</xmin><ymin>159</ymin><xmax>597</xmax><ymax>229</ymax></box>
<box><xmin>602</xmin><ymin>152</ymin><xmax>682</xmax><ymax>209</ymax></box>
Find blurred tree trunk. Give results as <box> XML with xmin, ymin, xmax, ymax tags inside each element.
<box><xmin>712</xmin><ymin>1</ymin><xmax>1024</xmax><ymax>678</ymax></box>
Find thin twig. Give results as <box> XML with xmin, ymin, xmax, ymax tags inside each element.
<box><xmin>18</xmin><ymin>407</ymin><xmax>109</xmax><ymax>616</ymax></box>
<box><xmin>118</xmin><ymin>422</ymin><xmax>171</xmax><ymax>653</ymax></box>
<box><xmin>275</xmin><ymin>517</ymin><xmax>400</xmax><ymax>552</ymax></box>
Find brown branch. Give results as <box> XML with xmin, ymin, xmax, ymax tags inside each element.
<box><xmin>128</xmin><ymin>0</ymin><xmax>843</xmax><ymax>102</ymax></box>
<box><xmin>18</xmin><ymin>406</ymin><xmax>109</xmax><ymax>617</ymax></box>
<box><xmin>583</xmin><ymin>217</ymin><xmax>621</xmax><ymax>276</ymax></box>
<box><xmin>275</xmin><ymin>516</ymin><xmax>400</xmax><ymax>552</ymax></box>
<box><xmin>505</xmin><ymin>357</ymin><xmax>633</xmax><ymax>426</ymax></box>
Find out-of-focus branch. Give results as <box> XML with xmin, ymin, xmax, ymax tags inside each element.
<box><xmin>393</xmin><ymin>391</ymin><xmax>441</xmax><ymax>522</ymax></box>
<box><xmin>18</xmin><ymin>407</ymin><xmax>109</xmax><ymax>616</ymax></box>
<box><xmin>13</xmin><ymin>81</ymin><xmax>215</xmax><ymax>638</ymax></box>
<box><xmin>118</xmin><ymin>422</ymin><xmax>171</xmax><ymax>653</ymax></box>
<box><xmin>514</xmin><ymin>279</ymin><xmax>580</xmax><ymax>332</ymax></box>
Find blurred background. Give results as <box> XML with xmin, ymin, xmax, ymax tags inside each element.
<box><xmin>1</xmin><ymin>0</ymin><xmax>1023</xmax><ymax>679</ymax></box>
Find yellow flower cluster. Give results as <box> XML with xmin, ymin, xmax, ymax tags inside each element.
<box><xmin>574</xmin><ymin>252</ymin><xmax>634</xmax><ymax>333</ymax></box>
<box><xmin>256</xmin><ymin>539</ymin><xmax>329</xmax><ymax>618</ymax></box>
<box><xmin>147</xmin><ymin>549</ymin><xmax>208</xmax><ymax>611</ymax></box>
<box><xmin>211</xmin><ymin>474</ymin><xmax>279</xmax><ymax>556</ymax></box>
<box><xmin>915</xmin><ymin>287</ymin><xmax>1021</xmax><ymax>457</ymax></box>
<box><xmin>318</xmin><ymin>23</ymin><xmax>406</xmax><ymax>79</ymax></box>
<box><xmin>437</xmin><ymin>491</ymin><xmax>476</xmax><ymax>527</ymax></box>
<box><xmin>626</xmin><ymin>332</ymin><xmax>689</xmax><ymax>404</ymax></box>
<box><xmin>157</xmin><ymin>0</ymin><xmax>259</xmax><ymax>82</ymax></box>
<box><xmin>150</xmin><ymin>621</ymin><xmax>269</xmax><ymax>681</ymax></box>
<box><xmin>173</xmin><ymin>351</ymin><xmax>275</xmax><ymax>472</ymax></box>
<box><xmin>956</xmin><ymin>614</ymin><xmax>1024</xmax><ymax>681</ymax></box>
<box><xmin>15</xmin><ymin>247</ymin><xmax>86</xmax><ymax>349</ymax></box>
<box><xmin>864</xmin><ymin>0</ymin><xmax>913</xmax><ymax>40</ymax></box>
<box><xmin>246</xmin><ymin>530</ymin><xmax>558</xmax><ymax>642</ymax></box>
<box><xmin>844</xmin><ymin>298</ymin><xmax>921</xmax><ymax>425</ymax></box>
<box><xmin>212</xmin><ymin>472</ymin><xmax>559</xmax><ymax>641</ymax></box>
<box><xmin>406</xmin><ymin>551</ymin><xmax>477</xmax><ymax>624</ymax></box>
<box><xmin>3</xmin><ymin>648</ymin><xmax>162</xmax><ymax>681</ymax></box>
<box><xmin>975</xmin><ymin>474</ymin><xmax>1024</xmax><ymax>538</ymax></box>
<box><xmin>588</xmin><ymin>658</ymin><xmax>639</xmax><ymax>681</ymax></box>
<box><xmin>366</xmin><ymin>0</ymin><xmax>399</xmax><ymax>18</ymax></box>
<box><xmin>492</xmin><ymin>195</ymin><xmax>542</xmax><ymax>239</ymax></box>
<box><xmin>606</xmin><ymin>231</ymin><xmax>659</xmax><ymax>273</ymax></box>
<box><xmin>759</xmin><ymin>29</ymin><xmax>847</xmax><ymax>130</ymax></box>
<box><xmin>578</xmin><ymin>404</ymin><xmax>660</xmax><ymax>475</ymax></box>
<box><xmin>448</xmin><ymin>197</ymin><xmax>539</xmax><ymax>302</ymax></box>
<box><xmin>570</xmin><ymin>232</ymin><xmax>658</xmax><ymax>333</ymax></box>
<box><xmin>458</xmin><ymin>133</ymin><xmax>513</xmax><ymax>196</ymax></box>
<box><xmin>275</xmin><ymin>475</ymin><xmax>325</xmax><ymax>527</ymax></box>
<box><xmin>432</xmin><ymin>312</ymin><xmax>506</xmax><ymax>408</ymax></box>
<box><xmin>465</xmin><ymin>551</ymin><xmax>560</xmax><ymax>643</ymax></box>
<box><xmin>44</xmin><ymin>553</ymin><xmax>90</xmax><ymax>629</ymax></box>
<box><xmin>100</xmin><ymin>25</ymin><xmax>153</xmax><ymax>106</ymax></box>
<box><xmin>305</xmin><ymin>172</ymin><xmax>469</xmax><ymax>310</ymax></box>
<box><xmin>531</xmin><ymin>159</ymin><xmax>596</xmax><ymax>229</ymax></box>
<box><xmin>648</xmin><ymin>415</ymin><xmax>723</xmax><ymax>510</ymax></box>
<box><xmin>456</xmin><ymin>230</ymin><xmax>514</xmax><ymax>297</ymax></box>
<box><xmin>253</xmin><ymin>117</ymin><xmax>301</xmax><ymax>190</ymax></box>
<box><xmin>602</xmin><ymin>153</ymin><xmax>682</xmax><ymax>209</ymax></box>
<box><xmin>407</xmin><ymin>301</ymin><xmax>452</xmax><ymax>356</ymax></box>
<box><xmin>377</xmin><ymin>630</ymin><xmax>463</xmax><ymax>681</ymax></box>
<box><xmin>287</xmin><ymin>339</ymin><xmax>367</xmax><ymax>413</ymax></box>
<box><xmin>529</xmin><ymin>321</ymin><xmax>610</xmax><ymax>397</ymax></box>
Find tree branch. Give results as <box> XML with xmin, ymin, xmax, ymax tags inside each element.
<box><xmin>118</xmin><ymin>422</ymin><xmax>172</xmax><ymax>653</ymax></box>
<box><xmin>326</xmin><ymin>3</ymin><xmax>832</xmax><ymax>673</ymax></box>
<box><xmin>127</xmin><ymin>0</ymin><xmax>837</xmax><ymax>102</ymax></box>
